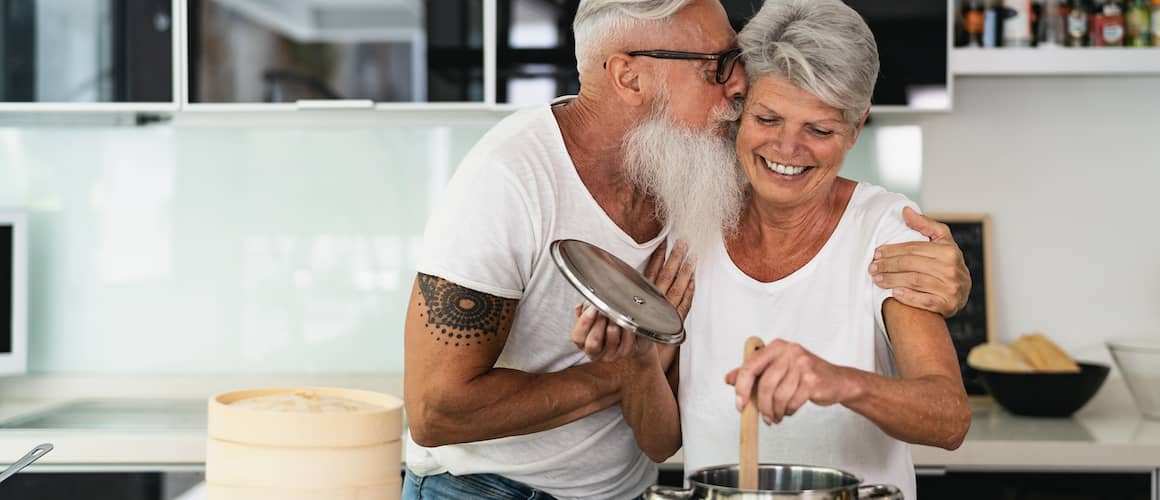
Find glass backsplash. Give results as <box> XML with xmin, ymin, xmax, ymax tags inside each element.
<box><xmin>0</xmin><ymin>117</ymin><xmax>918</xmax><ymax>374</ymax></box>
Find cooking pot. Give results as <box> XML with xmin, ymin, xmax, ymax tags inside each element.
<box><xmin>645</xmin><ymin>464</ymin><xmax>902</xmax><ymax>500</ymax></box>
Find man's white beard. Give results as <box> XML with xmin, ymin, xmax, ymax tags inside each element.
<box><xmin>624</xmin><ymin>101</ymin><xmax>747</xmax><ymax>258</ymax></box>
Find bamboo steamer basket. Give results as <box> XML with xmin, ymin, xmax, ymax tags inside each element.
<box><xmin>206</xmin><ymin>387</ymin><xmax>404</xmax><ymax>500</ymax></box>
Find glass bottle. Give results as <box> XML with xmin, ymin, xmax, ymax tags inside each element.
<box><xmin>1092</xmin><ymin>0</ymin><xmax>1125</xmax><ymax>46</ymax></box>
<box><xmin>1039</xmin><ymin>0</ymin><xmax>1070</xmax><ymax>45</ymax></box>
<box><xmin>1152</xmin><ymin>0</ymin><xmax>1160</xmax><ymax>45</ymax></box>
<box><xmin>966</xmin><ymin>0</ymin><xmax>988</xmax><ymax>47</ymax></box>
<box><xmin>1125</xmin><ymin>0</ymin><xmax>1151</xmax><ymax>46</ymax></box>
<box><xmin>984</xmin><ymin>0</ymin><xmax>1003</xmax><ymax>47</ymax></box>
<box><xmin>1067</xmin><ymin>0</ymin><xmax>1091</xmax><ymax>46</ymax></box>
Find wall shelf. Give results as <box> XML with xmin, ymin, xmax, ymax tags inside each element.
<box><xmin>952</xmin><ymin>47</ymin><xmax>1160</xmax><ymax>76</ymax></box>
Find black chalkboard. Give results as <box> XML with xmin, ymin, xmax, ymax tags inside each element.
<box><xmin>932</xmin><ymin>214</ymin><xmax>993</xmax><ymax>395</ymax></box>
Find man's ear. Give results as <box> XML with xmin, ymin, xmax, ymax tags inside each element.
<box><xmin>605</xmin><ymin>53</ymin><xmax>646</xmax><ymax>107</ymax></box>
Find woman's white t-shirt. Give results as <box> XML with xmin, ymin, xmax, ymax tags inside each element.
<box><xmin>678</xmin><ymin>182</ymin><xmax>924</xmax><ymax>500</ymax></box>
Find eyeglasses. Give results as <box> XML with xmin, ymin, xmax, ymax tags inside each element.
<box><xmin>627</xmin><ymin>48</ymin><xmax>742</xmax><ymax>85</ymax></box>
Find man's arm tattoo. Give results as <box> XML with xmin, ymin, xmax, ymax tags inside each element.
<box><xmin>416</xmin><ymin>273</ymin><xmax>516</xmax><ymax>347</ymax></box>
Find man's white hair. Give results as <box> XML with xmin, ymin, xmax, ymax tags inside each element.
<box><xmin>573</xmin><ymin>0</ymin><xmax>695</xmax><ymax>76</ymax></box>
<box><xmin>738</xmin><ymin>0</ymin><xmax>879</xmax><ymax>125</ymax></box>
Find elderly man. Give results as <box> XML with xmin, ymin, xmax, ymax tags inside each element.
<box><xmin>403</xmin><ymin>1</ymin><xmax>970</xmax><ymax>499</ymax></box>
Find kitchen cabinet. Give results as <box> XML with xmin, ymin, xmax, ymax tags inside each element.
<box><xmin>0</xmin><ymin>0</ymin><xmax>176</xmax><ymax>111</ymax></box>
<box><xmin>916</xmin><ymin>468</ymin><xmax>1155</xmax><ymax>500</ymax></box>
<box><xmin>0</xmin><ymin>469</ymin><xmax>203</xmax><ymax>500</ymax></box>
<box><xmin>659</xmin><ymin>466</ymin><xmax>1158</xmax><ymax>499</ymax></box>
<box><xmin>185</xmin><ymin>0</ymin><xmax>486</xmax><ymax>109</ymax></box>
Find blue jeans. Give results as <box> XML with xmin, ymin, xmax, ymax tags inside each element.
<box><xmin>403</xmin><ymin>468</ymin><xmax>648</xmax><ymax>500</ymax></box>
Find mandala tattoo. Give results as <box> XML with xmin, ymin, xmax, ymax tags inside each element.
<box><xmin>417</xmin><ymin>273</ymin><xmax>514</xmax><ymax>347</ymax></box>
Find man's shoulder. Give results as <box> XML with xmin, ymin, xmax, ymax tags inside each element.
<box><xmin>466</xmin><ymin>105</ymin><xmax>562</xmax><ymax>168</ymax></box>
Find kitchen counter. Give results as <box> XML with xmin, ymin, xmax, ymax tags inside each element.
<box><xmin>0</xmin><ymin>374</ymin><xmax>1157</xmax><ymax>471</ymax></box>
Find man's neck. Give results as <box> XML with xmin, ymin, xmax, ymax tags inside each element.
<box><xmin>553</xmin><ymin>93</ymin><xmax>662</xmax><ymax>243</ymax></box>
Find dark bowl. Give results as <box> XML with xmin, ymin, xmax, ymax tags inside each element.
<box><xmin>976</xmin><ymin>362</ymin><xmax>1110</xmax><ymax>417</ymax></box>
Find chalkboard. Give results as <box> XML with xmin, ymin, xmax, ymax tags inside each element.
<box><xmin>931</xmin><ymin>214</ymin><xmax>993</xmax><ymax>395</ymax></box>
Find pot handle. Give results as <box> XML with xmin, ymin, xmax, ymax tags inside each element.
<box><xmin>858</xmin><ymin>484</ymin><xmax>903</xmax><ymax>500</ymax></box>
<box><xmin>644</xmin><ymin>485</ymin><xmax>695</xmax><ymax>500</ymax></box>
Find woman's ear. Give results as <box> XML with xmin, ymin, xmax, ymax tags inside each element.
<box><xmin>605</xmin><ymin>53</ymin><xmax>646</xmax><ymax>107</ymax></box>
<box><xmin>849</xmin><ymin>110</ymin><xmax>871</xmax><ymax>147</ymax></box>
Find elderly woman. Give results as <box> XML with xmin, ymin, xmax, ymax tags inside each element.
<box><xmin>625</xmin><ymin>0</ymin><xmax>971</xmax><ymax>497</ymax></box>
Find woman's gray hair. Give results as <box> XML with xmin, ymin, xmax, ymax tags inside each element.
<box><xmin>573</xmin><ymin>0</ymin><xmax>694</xmax><ymax>76</ymax></box>
<box><xmin>738</xmin><ymin>0</ymin><xmax>879</xmax><ymax>125</ymax></box>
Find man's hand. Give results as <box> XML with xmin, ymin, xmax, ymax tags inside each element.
<box><xmin>869</xmin><ymin>207</ymin><xmax>970</xmax><ymax>317</ymax></box>
<box><xmin>570</xmin><ymin>240</ymin><xmax>694</xmax><ymax>362</ymax></box>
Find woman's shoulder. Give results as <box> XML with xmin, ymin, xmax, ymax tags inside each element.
<box><xmin>846</xmin><ymin>182</ymin><xmax>919</xmax><ymax>223</ymax></box>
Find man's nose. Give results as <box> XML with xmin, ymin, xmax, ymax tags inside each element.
<box><xmin>725</xmin><ymin>63</ymin><xmax>747</xmax><ymax>101</ymax></box>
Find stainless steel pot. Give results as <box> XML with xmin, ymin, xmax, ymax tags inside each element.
<box><xmin>646</xmin><ymin>464</ymin><xmax>903</xmax><ymax>500</ymax></box>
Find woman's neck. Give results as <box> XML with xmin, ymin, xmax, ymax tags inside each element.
<box><xmin>727</xmin><ymin>178</ymin><xmax>856</xmax><ymax>282</ymax></box>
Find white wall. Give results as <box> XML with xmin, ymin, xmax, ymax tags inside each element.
<box><xmin>2</xmin><ymin>75</ymin><xmax>1157</xmax><ymax>373</ymax></box>
<box><xmin>904</xmin><ymin>75</ymin><xmax>1160</xmax><ymax>363</ymax></box>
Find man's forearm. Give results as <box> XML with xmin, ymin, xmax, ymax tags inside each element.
<box><xmin>619</xmin><ymin>352</ymin><xmax>682</xmax><ymax>462</ymax></box>
<box><xmin>408</xmin><ymin>361</ymin><xmax>623</xmax><ymax>447</ymax></box>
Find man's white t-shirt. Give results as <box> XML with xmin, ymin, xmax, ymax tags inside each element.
<box><xmin>678</xmin><ymin>182</ymin><xmax>924</xmax><ymax>500</ymax></box>
<box><xmin>408</xmin><ymin>102</ymin><xmax>663</xmax><ymax>499</ymax></box>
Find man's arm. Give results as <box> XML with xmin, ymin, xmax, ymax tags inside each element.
<box><xmin>567</xmin><ymin>241</ymin><xmax>691</xmax><ymax>462</ymax></box>
<box><xmin>870</xmin><ymin>207</ymin><xmax>971</xmax><ymax>317</ymax></box>
<box><xmin>405</xmin><ymin>273</ymin><xmax>626</xmax><ymax>447</ymax></box>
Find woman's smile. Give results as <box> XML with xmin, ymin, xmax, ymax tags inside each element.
<box><xmin>759</xmin><ymin>156</ymin><xmax>814</xmax><ymax>178</ymax></box>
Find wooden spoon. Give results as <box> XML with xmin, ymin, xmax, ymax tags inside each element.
<box><xmin>739</xmin><ymin>336</ymin><xmax>764</xmax><ymax>490</ymax></box>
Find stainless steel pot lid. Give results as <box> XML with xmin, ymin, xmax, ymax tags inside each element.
<box><xmin>550</xmin><ymin>239</ymin><xmax>685</xmax><ymax>345</ymax></box>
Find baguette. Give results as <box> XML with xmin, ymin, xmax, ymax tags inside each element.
<box><xmin>967</xmin><ymin>343</ymin><xmax>1034</xmax><ymax>373</ymax></box>
<box><xmin>1010</xmin><ymin>333</ymin><xmax>1080</xmax><ymax>373</ymax></box>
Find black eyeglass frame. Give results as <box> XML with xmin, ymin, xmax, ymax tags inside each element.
<box><xmin>626</xmin><ymin>48</ymin><xmax>742</xmax><ymax>85</ymax></box>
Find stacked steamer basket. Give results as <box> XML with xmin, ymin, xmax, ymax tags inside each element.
<box><xmin>206</xmin><ymin>387</ymin><xmax>404</xmax><ymax>500</ymax></box>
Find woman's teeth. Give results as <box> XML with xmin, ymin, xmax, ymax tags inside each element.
<box><xmin>763</xmin><ymin>159</ymin><xmax>808</xmax><ymax>176</ymax></box>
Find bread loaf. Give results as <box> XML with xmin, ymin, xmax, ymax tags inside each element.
<box><xmin>1010</xmin><ymin>333</ymin><xmax>1080</xmax><ymax>373</ymax></box>
<box><xmin>967</xmin><ymin>343</ymin><xmax>1034</xmax><ymax>373</ymax></box>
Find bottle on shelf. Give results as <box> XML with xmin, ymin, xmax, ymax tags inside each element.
<box><xmin>1152</xmin><ymin>0</ymin><xmax>1160</xmax><ymax>45</ymax></box>
<box><xmin>984</xmin><ymin>0</ymin><xmax>1003</xmax><ymax>46</ymax></box>
<box><xmin>1030</xmin><ymin>0</ymin><xmax>1044</xmax><ymax>46</ymax></box>
<box><xmin>1125</xmin><ymin>0</ymin><xmax>1152</xmax><ymax>46</ymax></box>
<box><xmin>1091</xmin><ymin>0</ymin><xmax>1126</xmax><ymax>46</ymax></box>
<box><xmin>965</xmin><ymin>0</ymin><xmax>988</xmax><ymax>47</ymax></box>
<box><xmin>1066</xmin><ymin>0</ymin><xmax>1091</xmax><ymax>46</ymax></box>
<box><xmin>1003</xmin><ymin>0</ymin><xmax>1034</xmax><ymax>46</ymax></box>
<box><xmin>1038</xmin><ymin>0</ymin><xmax>1070</xmax><ymax>45</ymax></box>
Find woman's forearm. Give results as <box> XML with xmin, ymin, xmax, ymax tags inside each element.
<box><xmin>841</xmin><ymin>367</ymin><xmax>970</xmax><ymax>450</ymax></box>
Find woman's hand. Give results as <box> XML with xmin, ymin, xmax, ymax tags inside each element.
<box><xmin>570</xmin><ymin>240</ymin><xmax>693</xmax><ymax>363</ymax></box>
<box><xmin>869</xmin><ymin>207</ymin><xmax>970</xmax><ymax>317</ymax></box>
<box><xmin>726</xmin><ymin>339</ymin><xmax>864</xmax><ymax>425</ymax></box>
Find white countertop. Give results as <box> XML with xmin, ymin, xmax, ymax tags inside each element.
<box><xmin>0</xmin><ymin>373</ymin><xmax>1157</xmax><ymax>470</ymax></box>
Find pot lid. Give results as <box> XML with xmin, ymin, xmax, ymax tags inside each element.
<box><xmin>550</xmin><ymin>239</ymin><xmax>685</xmax><ymax>345</ymax></box>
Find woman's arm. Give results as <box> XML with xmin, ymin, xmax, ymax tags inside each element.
<box><xmin>842</xmin><ymin>299</ymin><xmax>971</xmax><ymax>449</ymax></box>
<box><xmin>727</xmin><ymin>298</ymin><xmax>970</xmax><ymax>450</ymax></box>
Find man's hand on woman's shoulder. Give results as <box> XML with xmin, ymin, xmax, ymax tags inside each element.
<box><xmin>869</xmin><ymin>207</ymin><xmax>971</xmax><ymax>318</ymax></box>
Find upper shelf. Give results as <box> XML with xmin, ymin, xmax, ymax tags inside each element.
<box><xmin>952</xmin><ymin>47</ymin><xmax>1160</xmax><ymax>76</ymax></box>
